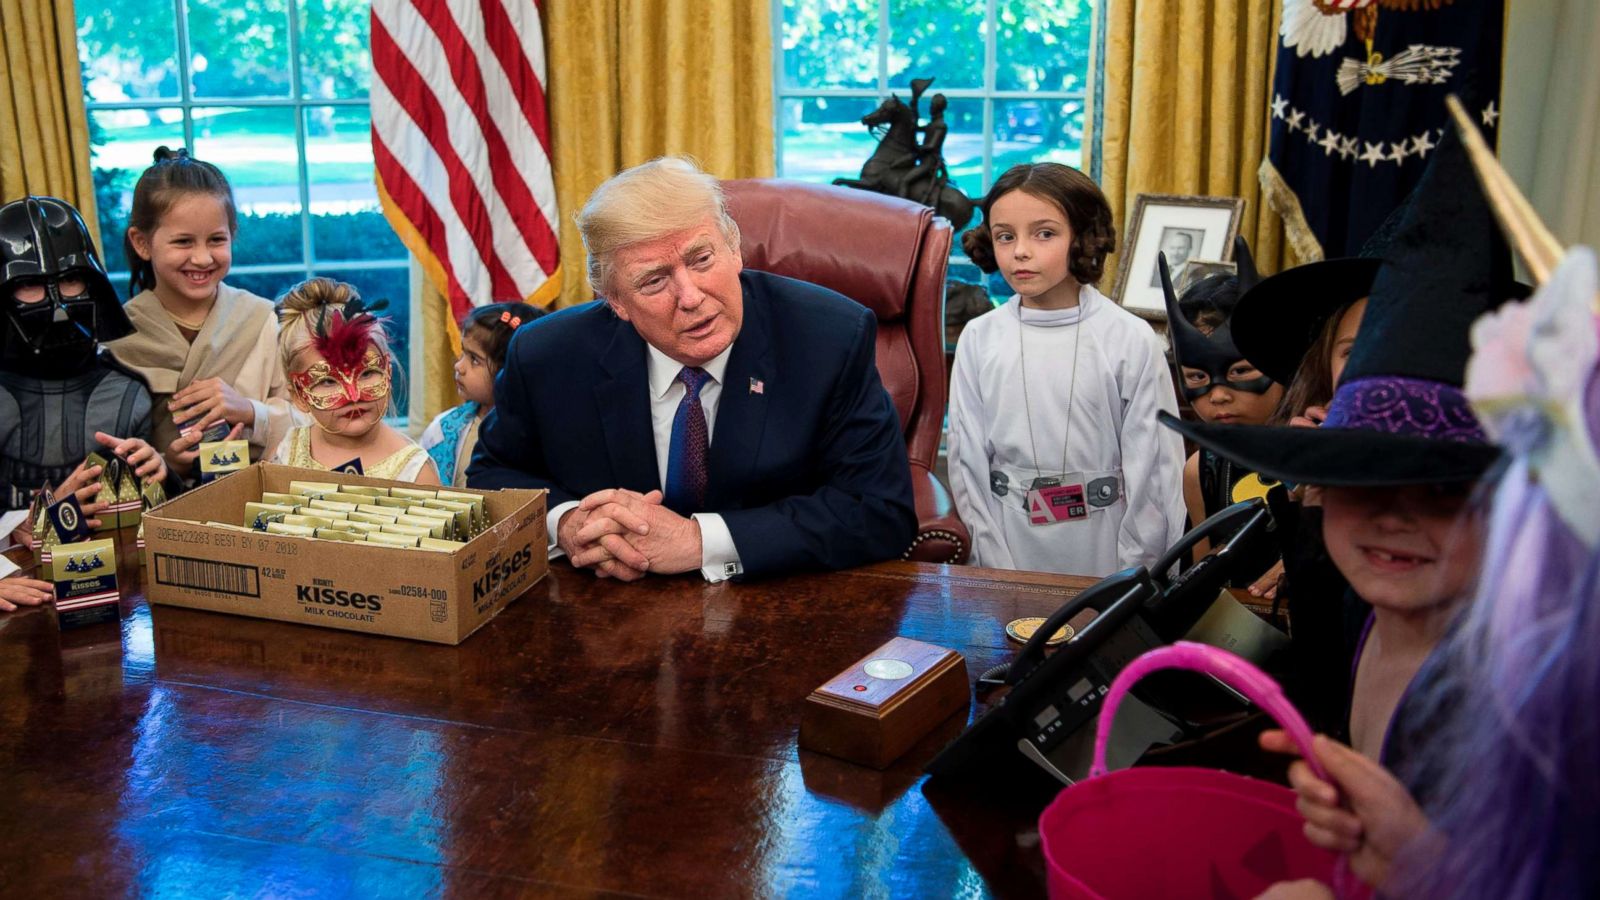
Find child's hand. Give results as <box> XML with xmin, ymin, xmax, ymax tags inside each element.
<box><xmin>1248</xmin><ymin>559</ymin><xmax>1285</xmax><ymax>599</ymax></box>
<box><xmin>170</xmin><ymin>377</ymin><xmax>255</xmax><ymax>431</ymax></box>
<box><xmin>95</xmin><ymin>432</ymin><xmax>168</xmax><ymax>484</ymax></box>
<box><xmin>1254</xmin><ymin>879</ymin><xmax>1334</xmax><ymax>900</ymax></box>
<box><xmin>168</xmin><ymin>421</ymin><xmax>247</xmax><ymax>474</ymax></box>
<box><xmin>51</xmin><ymin>460</ymin><xmax>105</xmax><ymax>529</ymax></box>
<box><xmin>1289</xmin><ymin>405</ymin><xmax>1328</xmax><ymax>429</ymax></box>
<box><xmin>1259</xmin><ymin>730</ymin><xmax>1433</xmax><ymax>888</ymax></box>
<box><xmin>0</xmin><ymin>576</ymin><xmax>54</xmax><ymax>612</ymax></box>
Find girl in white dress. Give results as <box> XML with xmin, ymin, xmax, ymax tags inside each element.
<box><xmin>948</xmin><ymin>163</ymin><xmax>1186</xmax><ymax>576</ymax></box>
<box><xmin>269</xmin><ymin>278</ymin><xmax>438</xmax><ymax>484</ymax></box>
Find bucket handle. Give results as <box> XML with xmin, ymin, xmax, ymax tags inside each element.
<box><xmin>1088</xmin><ymin>641</ymin><xmax>1327</xmax><ymax>782</ymax></box>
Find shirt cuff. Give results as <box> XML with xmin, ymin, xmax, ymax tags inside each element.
<box><xmin>547</xmin><ymin>500</ymin><xmax>580</xmax><ymax>559</ymax></box>
<box><xmin>692</xmin><ymin>512</ymin><xmax>742</xmax><ymax>582</ymax></box>
<box><xmin>244</xmin><ymin>399</ymin><xmax>271</xmax><ymax>447</ymax></box>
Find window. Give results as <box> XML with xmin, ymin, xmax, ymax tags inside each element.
<box><xmin>75</xmin><ymin>0</ymin><xmax>415</xmax><ymax>417</ymax></box>
<box><xmin>774</xmin><ymin>0</ymin><xmax>1096</xmax><ymax>299</ymax></box>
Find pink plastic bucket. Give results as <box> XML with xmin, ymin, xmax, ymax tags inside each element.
<box><xmin>1039</xmin><ymin>642</ymin><xmax>1347</xmax><ymax>899</ymax></box>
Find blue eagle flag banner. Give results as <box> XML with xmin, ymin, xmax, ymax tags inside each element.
<box><xmin>1261</xmin><ymin>0</ymin><xmax>1506</xmax><ymax>260</ymax></box>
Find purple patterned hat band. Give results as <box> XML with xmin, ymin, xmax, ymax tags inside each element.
<box><xmin>1323</xmin><ymin>375</ymin><xmax>1488</xmax><ymax>442</ymax></box>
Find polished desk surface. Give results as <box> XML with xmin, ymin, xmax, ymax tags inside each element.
<box><xmin>0</xmin><ymin>530</ymin><xmax>1097</xmax><ymax>898</ymax></box>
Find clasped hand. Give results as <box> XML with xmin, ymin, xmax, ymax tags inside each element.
<box><xmin>557</xmin><ymin>489</ymin><xmax>702</xmax><ymax>581</ymax></box>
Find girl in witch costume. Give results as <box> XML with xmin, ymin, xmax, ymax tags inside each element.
<box><xmin>107</xmin><ymin>148</ymin><xmax>299</xmax><ymax>488</ymax></box>
<box><xmin>1255</xmin><ymin>161</ymin><xmax>1600</xmax><ymax>900</ymax></box>
<box><xmin>949</xmin><ymin>163</ymin><xmax>1186</xmax><ymax>576</ymax></box>
<box><xmin>269</xmin><ymin>278</ymin><xmax>439</xmax><ymax>483</ymax></box>
<box><xmin>0</xmin><ymin>197</ymin><xmax>168</xmax><ymax>611</ymax></box>
<box><xmin>1161</xmin><ymin>239</ymin><xmax>1286</xmax><ymax>597</ymax></box>
<box><xmin>1163</xmin><ymin>127</ymin><xmax>1511</xmax><ymax>775</ymax></box>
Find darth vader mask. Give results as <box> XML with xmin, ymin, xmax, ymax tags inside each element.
<box><xmin>0</xmin><ymin>197</ymin><xmax>131</xmax><ymax>376</ymax></box>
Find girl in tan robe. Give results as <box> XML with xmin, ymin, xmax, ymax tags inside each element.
<box><xmin>106</xmin><ymin>148</ymin><xmax>299</xmax><ymax>487</ymax></box>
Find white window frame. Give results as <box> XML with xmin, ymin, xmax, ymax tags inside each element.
<box><xmin>771</xmin><ymin>0</ymin><xmax>1089</xmax><ymax>205</ymax></box>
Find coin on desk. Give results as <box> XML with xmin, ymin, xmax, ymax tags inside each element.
<box><xmin>1005</xmin><ymin>617</ymin><xmax>1073</xmax><ymax>646</ymax></box>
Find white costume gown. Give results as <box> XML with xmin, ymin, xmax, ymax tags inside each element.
<box><xmin>948</xmin><ymin>285</ymin><xmax>1187</xmax><ymax>577</ymax></box>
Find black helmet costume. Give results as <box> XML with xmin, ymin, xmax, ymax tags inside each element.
<box><xmin>1160</xmin><ymin>236</ymin><xmax>1276</xmax><ymax>402</ymax></box>
<box><xmin>0</xmin><ymin>196</ymin><xmax>151</xmax><ymax>509</ymax></box>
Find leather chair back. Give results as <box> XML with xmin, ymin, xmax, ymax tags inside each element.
<box><xmin>722</xmin><ymin>179</ymin><xmax>951</xmax><ymax>470</ymax></box>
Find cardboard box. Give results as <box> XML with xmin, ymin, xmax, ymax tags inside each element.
<box><xmin>141</xmin><ymin>464</ymin><xmax>547</xmax><ymax>644</ymax></box>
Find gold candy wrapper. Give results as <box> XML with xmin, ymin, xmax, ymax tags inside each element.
<box><xmin>244</xmin><ymin>502</ymin><xmax>297</xmax><ymax>530</ymax></box>
<box><xmin>85</xmin><ymin>452</ymin><xmax>118</xmax><ymax>532</ymax></box>
<box><xmin>370</xmin><ymin>496</ymin><xmax>413</xmax><ymax>509</ymax></box>
<box><xmin>28</xmin><ymin>483</ymin><xmax>50</xmax><ymax>552</ymax></box>
<box><xmin>288</xmin><ymin>480</ymin><xmax>342</xmax><ymax>496</ymax></box>
<box><xmin>419</xmin><ymin>537</ymin><xmax>467</xmax><ymax>552</ymax></box>
<box><xmin>282</xmin><ymin>514</ymin><xmax>336</xmax><ymax>529</ymax></box>
<box><xmin>265</xmin><ymin>522</ymin><xmax>317</xmax><ymax>537</ymax></box>
<box><xmin>308</xmin><ymin>499</ymin><xmax>358</xmax><ymax>513</ymax></box>
<box><xmin>364</xmin><ymin>532</ymin><xmax>419</xmax><ymax>548</ymax></box>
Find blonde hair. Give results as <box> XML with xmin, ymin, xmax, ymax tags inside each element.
<box><xmin>576</xmin><ymin>156</ymin><xmax>740</xmax><ymax>295</ymax></box>
<box><xmin>274</xmin><ymin>277</ymin><xmax>405</xmax><ymax>414</ymax></box>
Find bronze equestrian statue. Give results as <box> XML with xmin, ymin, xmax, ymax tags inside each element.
<box><xmin>834</xmin><ymin>78</ymin><xmax>975</xmax><ymax>232</ymax></box>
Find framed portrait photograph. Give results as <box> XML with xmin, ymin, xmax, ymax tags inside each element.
<box><xmin>1112</xmin><ymin>193</ymin><xmax>1245</xmax><ymax>320</ymax></box>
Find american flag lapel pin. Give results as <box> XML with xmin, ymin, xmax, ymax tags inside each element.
<box><xmin>749</xmin><ymin>377</ymin><xmax>765</xmax><ymax>395</ymax></box>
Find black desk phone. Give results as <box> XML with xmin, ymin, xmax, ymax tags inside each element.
<box><xmin>926</xmin><ymin>500</ymin><xmax>1277</xmax><ymax>787</ymax></box>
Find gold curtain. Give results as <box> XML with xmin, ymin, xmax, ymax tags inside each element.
<box><xmin>417</xmin><ymin>0</ymin><xmax>774</xmax><ymax>428</ymax></box>
<box><xmin>0</xmin><ymin>0</ymin><xmax>99</xmax><ymax>246</ymax></box>
<box><xmin>1087</xmin><ymin>0</ymin><xmax>1294</xmax><ymax>293</ymax></box>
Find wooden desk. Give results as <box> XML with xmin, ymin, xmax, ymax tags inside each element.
<box><xmin>0</xmin><ymin>532</ymin><xmax>1094</xmax><ymax>897</ymax></box>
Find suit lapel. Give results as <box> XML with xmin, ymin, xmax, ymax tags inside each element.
<box><xmin>708</xmin><ymin>284</ymin><xmax>774</xmax><ymax>507</ymax></box>
<box><xmin>593</xmin><ymin>316</ymin><xmax>661</xmax><ymax>493</ymax></box>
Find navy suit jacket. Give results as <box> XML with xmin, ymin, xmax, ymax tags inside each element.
<box><xmin>466</xmin><ymin>270</ymin><xmax>917</xmax><ymax>577</ymax></box>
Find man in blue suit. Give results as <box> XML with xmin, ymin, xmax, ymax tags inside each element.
<box><xmin>467</xmin><ymin>157</ymin><xmax>916</xmax><ymax>581</ymax></box>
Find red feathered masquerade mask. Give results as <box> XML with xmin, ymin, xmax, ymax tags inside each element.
<box><xmin>289</xmin><ymin>297</ymin><xmax>393</xmax><ymax>411</ymax></box>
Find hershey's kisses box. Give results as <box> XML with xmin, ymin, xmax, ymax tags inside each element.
<box><xmin>141</xmin><ymin>464</ymin><xmax>547</xmax><ymax>645</ymax></box>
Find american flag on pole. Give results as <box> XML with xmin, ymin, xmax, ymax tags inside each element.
<box><xmin>369</xmin><ymin>0</ymin><xmax>562</xmax><ymax>346</ymax></box>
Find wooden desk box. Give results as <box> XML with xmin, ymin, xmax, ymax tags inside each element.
<box><xmin>799</xmin><ymin>636</ymin><xmax>969</xmax><ymax>769</ymax></box>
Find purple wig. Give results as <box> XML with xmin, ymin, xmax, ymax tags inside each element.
<box><xmin>1387</xmin><ymin>296</ymin><xmax>1600</xmax><ymax>898</ymax></box>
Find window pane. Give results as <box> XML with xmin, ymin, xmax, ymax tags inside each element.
<box><xmin>993</xmin><ymin>98</ymin><xmax>1085</xmax><ymax>173</ymax></box>
<box><xmin>934</xmin><ymin>97</ymin><xmax>985</xmax><ymax>200</ymax></box>
<box><xmin>192</xmin><ymin>107</ymin><xmax>304</xmax><ymax>266</ymax></box>
<box><xmin>186</xmin><ymin>0</ymin><xmax>293</xmax><ymax>98</ymax></box>
<box><xmin>312</xmin><ymin>266</ymin><xmax>413</xmax><ymax>418</ymax></box>
<box><xmin>781</xmin><ymin>0</ymin><xmax>879</xmax><ymax>90</ymax></box>
<box><xmin>225</xmin><ymin>270</ymin><xmax>303</xmax><ymax>305</ymax></box>
<box><xmin>75</xmin><ymin>1</ymin><xmax>181</xmax><ymax>102</ymax></box>
<box><xmin>306</xmin><ymin>107</ymin><xmax>404</xmax><ymax>261</ymax></box>
<box><xmin>888</xmin><ymin>0</ymin><xmax>984</xmax><ymax>91</ymax></box>
<box><xmin>86</xmin><ymin>110</ymin><xmax>187</xmax><ymax>278</ymax></box>
<box><xmin>994</xmin><ymin>0</ymin><xmax>1094</xmax><ymax>93</ymax></box>
<box><xmin>299</xmin><ymin>0</ymin><xmax>371</xmax><ymax>99</ymax></box>
<box><xmin>779</xmin><ymin>96</ymin><xmax>883</xmax><ymax>184</ymax></box>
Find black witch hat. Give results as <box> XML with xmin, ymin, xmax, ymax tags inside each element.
<box><xmin>1158</xmin><ymin>125</ymin><xmax>1511</xmax><ymax>486</ymax></box>
<box><xmin>1161</xmin><ymin>236</ymin><xmax>1276</xmax><ymax>401</ymax></box>
<box><xmin>1227</xmin><ymin>209</ymin><xmax>1404</xmax><ymax>385</ymax></box>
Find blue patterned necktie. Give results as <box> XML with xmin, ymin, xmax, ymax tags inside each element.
<box><xmin>664</xmin><ymin>366</ymin><xmax>711</xmax><ymax>514</ymax></box>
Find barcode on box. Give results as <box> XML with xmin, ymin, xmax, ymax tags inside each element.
<box><xmin>155</xmin><ymin>554</ymin><xmax>261</xmax><ymax>598</ymax></box>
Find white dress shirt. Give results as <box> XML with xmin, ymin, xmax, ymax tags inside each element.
<box><xmin>546</xmin><ymin>342</ymin><xmax>744</xmax><ymax>582</ymax></box>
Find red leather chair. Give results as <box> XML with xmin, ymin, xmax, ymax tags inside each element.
<box><xmin>723</xmin><ymin>179</ymin><xmax>970</xmax><ymax>563</ymax></box>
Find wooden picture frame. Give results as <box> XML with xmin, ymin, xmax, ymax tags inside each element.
<box><xmin>1112</xmin><ymin>193</ymin><xmax>1245</xmax><ymax>321</ymax></box>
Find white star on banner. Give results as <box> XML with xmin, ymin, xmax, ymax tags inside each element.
<box><xmin>1389</xmin><ymin>141</ymin><xmax>1409</xmax><ymax>163</ymax></box>
<box><xmin>1287</xmin><ymin>108</ymin><xmax>1306</xmax><ymax>132</ymax></box>
<box><xmin>1340</xmin><ymin>136</ymin><xmax>1359</xmax><ymax>160</ymax></box>
<box><xmin>1319</xmin><ymin>130</ymin><xmax>1343</xmax><ymax>156</ymax></box>
<box><xmin>1360</xmin><ymin>142</ymin><xmax>1387</xmax><ymax>168</ymax></box>
<box><xmin>1271</xmin><ymin>94</ymin><xmax>1289</xmax><ymax>119</ymax></box>
<box><xmin>1305</xmin><ymin>121</ymin><xmax>1320</xmax><ymax>142</ymax></box>
<box><xmin>1481</xmin><ymin>101</ymin><xmax>1499</xmax><ymax>127</ymax></box>
<box><xmin>1410</xmin><ymin>131</ymin><xmax>1435</xmax><ymax>158</ymax></box>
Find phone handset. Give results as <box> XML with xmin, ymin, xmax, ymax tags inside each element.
<box><xmin>1148</xmin><ymin>498</ymin><xmax>1269</xmax><ymax>587</ymax></box>
<box><xmin>978</xmin><ymin>567</ymin><xmax>1159</xmax><ymax>690</ymax></box>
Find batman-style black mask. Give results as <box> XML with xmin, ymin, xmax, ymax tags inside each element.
<box><xmin>1160</xmin><ymin>236</ymin><xmax>1275</xmax><ymax>402</ymax></box>
<box><xmin>0</xmin><ymin>196</ymin><xmax>132</xmax><ymax>377</ymax></box>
